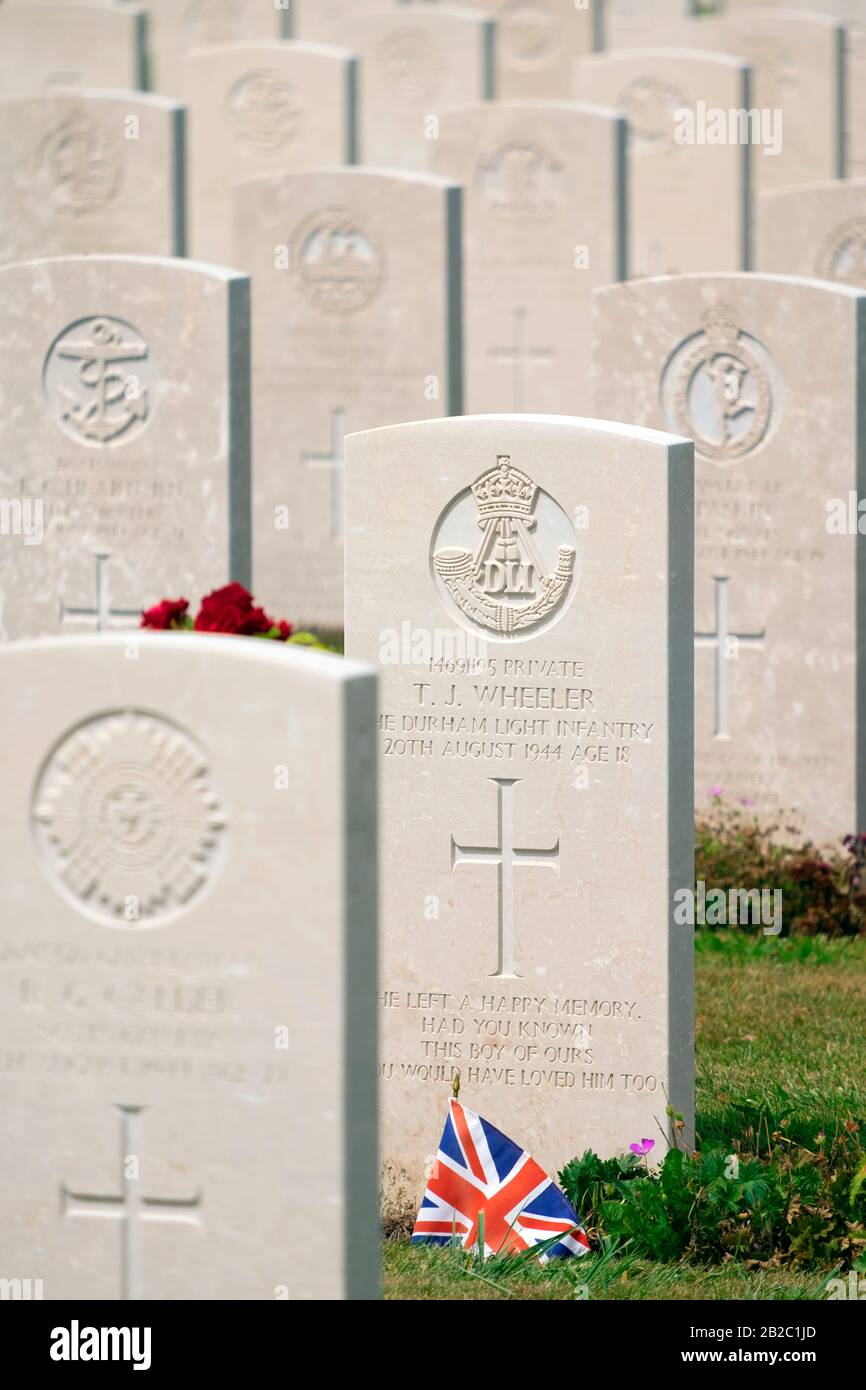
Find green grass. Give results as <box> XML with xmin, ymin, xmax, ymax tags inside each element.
<box><xmin>384</xmin><ymin>932</ymin><xmax>866</xmax><ymax>1300</ymax></box>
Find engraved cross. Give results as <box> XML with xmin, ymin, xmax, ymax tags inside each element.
<box><xmin>61</xmin><ymin>1104</ymin><xmax>202</xmax><ymax>1301</ymax></box>
<box><xmin>451</xmin><ymin>777</ymin><xmax>560</xmax><ymax>979</ymax></box>
<box><xmin>60</xmin><ymin>551</ymin><xmax>140</xmax><ymax>632</ymax></box>
<box><xmin>302</xmin><ymin>406</ymin><xmax>346</xmax><ymax>541</ymax></box>
<box><xmin>694</xmin><ymin>575</ymin><xmax>765</xmax><ymax>740</ymax></box>
<box><xmin>489</xmin><ymin>307</ymin><xmax>555</xmax><ymax>412</ymax></box>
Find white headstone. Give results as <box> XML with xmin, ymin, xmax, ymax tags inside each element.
<box><xmin>186</xmin><ymin>40</ymin><xmax>357</xmax><ymax>265</ymax></box>
<box><xmin>574</xmin><ymin>49</ymin><xmax>751</xmax><ymax>275</ymax></box>
<box><xmin>0</xmin><ymin>632</ymin><xmax>378</xmax><ymax>1299</ymax></box>
<box><xmin>469</xmin><ymin>0</ymin><xmax>601</xmax><ymax>97</ymax></box>
<box><xmin>0</xmin><ymin>91</ymin><xmax>186</xmax><ymax>262</ymax></box>
<box><xmin>593</xmin><ymin>273</ymin><xmax>866</xmax><ymax>843</ymax></box>
<box><xmin>136</xmin><ymin>0</ymin><xmax>283</xmax><ymax>97</ymax></box>
<box><xmin>0</xmin><ymin>255</ymin><xmax>251</xmax><ymax>640</ymax></box>
<box><xmin>292</xmin><ymin>0</ymin><xmax>400</xmax><ymax>41</ymax></box>
<box><xmin>604</xmin><ymin>0</ymin><xmax>694</xmax><ymax>49</ymax></box>
<box><xmin>642</xmin><ymin>7</ymin><xmax>847</xmax><ymax>190</ymax></box>
<box><xmin>0</xmin><ymin>2</ymin><xmax>147</xmax><ymax>99</ymax></box>
<box><xmin>427</xmin><ymin>101</ymin><xmax>626</xmax><ymax>414</ymax></box>
<box><xmin>725</xmin><ymin>0</ymin><xmax>866</xmax><ymax>179</ymax></box>
<box><xmin>233</xmin><ymin>167</ymin><xmax>462</xmax><ymax>630</ymax></box>
<box><xmin>332</xmin><ymin>6</ymin><xmax>495</xmax><ymax>170</ymax></box>
<box><xmin>345</xmin><ymin>413</ymin><xmax>695</xmax><ymax>1191</ymax></box>
<box><xmin>756</xmin><ymin>178</ymin><xmax>866</xmax><ymax>287</ymax></box>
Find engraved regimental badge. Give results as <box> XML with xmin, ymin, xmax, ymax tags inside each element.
<box><xmin>32</xmin><ymin>712</ymin><xmax>226</xmax><ymax>927</ymax></box>
<box><xmin>616</xmin><ymin>76</ymin><xmax>689</xmax><ymax>156</ymax></box>
<box><xmin>43</xmin><ymin>315</ymin><xmax>152</xmax><ymax>446</ymax></box>
<box><xmin>431</xmin><ymin>456</ymin><xmax>577</xmax><ymax>638</ymax></box>
<box><xmin>500</xmin><ymin>1</ymin><xmax>559</xmax><ymax>65</ymax></box>
<box><xmin>291</xmin><ymin>208</ymin><xmax>383</xmax><ymax>315</ymax></box>
<box><xmin>475</xmin><ymin>141</ymin><xmax>565</xmax><ymax>220</ymax></box>
<box><xmin>224</xmin><ymin>69</ymin><xmax>302</xmax><ymax>153</ymax></box>
<box><xmin>816</xmin><ymin>218</ymin><xmax>866</xmax><ymax>289</ymax></box>
<box><xmin>34</xmin><ymin>111</ymin><xmax>122</xmax><ymax>217</ymax></box>
<box><xmin>661</xmin><ymin>303</ymin><xmax>775</xmax><ymax>464</ymax></box>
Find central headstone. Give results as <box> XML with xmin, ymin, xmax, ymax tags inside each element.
<box><xmin>0</xmin><ymin>633</ymin><xmax>378</xmax><ymax>1299</ymax></box>
<box><xmin>345</xmin><ymin>414</ymin><xmax>695</xmax><ymax>1191</ymax></box>
<box><xmin>0</xmin><ymin>255</ymin><xmax>251</xmax><ymax>641</ymax></box>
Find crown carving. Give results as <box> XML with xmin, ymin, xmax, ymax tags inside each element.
<box><xmin>472</xmin><ymin>456</ymin><xmax>537</xmax><ymax>521</ymax></box>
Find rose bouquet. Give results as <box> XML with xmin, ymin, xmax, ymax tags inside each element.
<box><xmin>141</xmin><ymin>583</ymin><xmax>333</xmax><ymax>650</ymax></box>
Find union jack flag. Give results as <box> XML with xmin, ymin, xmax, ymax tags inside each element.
<box><xmin>412</xmin><ymin>1100</ymin><xmax>590</xmax><ymax>1260</ymax></box>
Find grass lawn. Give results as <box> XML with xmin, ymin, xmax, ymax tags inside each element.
<box><xmin>383</xmin><ymin>933</ymin><xmax>866</xmax><ymax>1300</ymax></box>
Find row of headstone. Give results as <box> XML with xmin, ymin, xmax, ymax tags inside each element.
<box><xmin>4</xmin><ymin>246</ymin><xmax>864</xmax><ymax>840</ymax></box>
<box><xmin>3</xmin><ymin>358</ymin><xmax>864</xmax><ymax>1289</ymax></box>
<box><xmin>1</xmin><ymin>25</ymin><xmax>853</xmax><ymax>282</ymax></box>
<box><xmin>0</xmin><ymin>408</ymin><xmax>694</xmax><ymax>1295</ymax></box>
<box><xmin>13</xmin><ymin>0</ymin><xmax>697</xmax><ymax>97</ymax></box>
<box><xmin>5</xmin><ymin>77</ymin><xmax>861</xmax><ymax>294</ymax></box>
<box><xmin>3</xmin><ymin>0</ymin><xmax>866</xmax><ymax>1302</ymax></box>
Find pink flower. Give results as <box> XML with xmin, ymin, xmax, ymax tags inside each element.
<box><xmin>708</xmin><ymin>786</ymin><xmax>724</xmax><ymax>798</ymax></box>
<box><xmin>629</xmin><ymin>1138</ymin><xmax>655</xmax><ymax>1156</ymax></box>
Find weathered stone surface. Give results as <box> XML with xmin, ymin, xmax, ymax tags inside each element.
<box><xmin>187</xmin><ymin>40</ymin><xmax>357</xmax><ymax>264</ymax></box>
<box><xmin>427</xmin><ymin>101</ymin><xmax>626</xmax><ymax>413</ymax></box>
<box><xmin>574</xmin><ymin>49</ymin><xmax>751</xmax><ymax>275</ymax></box>
<box><xmin>0</xmin><ymin>254</ymin><xmax>251</xmax><ymax>640</ymax></box>
<box><xmin>0</xmin><ymin>632</ymin><xmax>378</xmax><ymax>1298</ymax></box>
<box><xmin>0</xmin><ymin>90</ymin><xmax>185</xmax><ymax>262</ymax></box>
<box><xmin>234</xmin><ymin>166</ymin><xmax>462</xmax><ymax>630</ymax></box>
<box><xmin>594</xmin><ymin>273</ymin><xmax>866</xmax><ymax>843</ymax></box>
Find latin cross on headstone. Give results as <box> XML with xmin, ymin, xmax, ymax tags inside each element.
<box><xmin>451</xmin><ymin>777</ymin><xmax>560</xmax><ymax>979</ymax></box>
<box><xmin>60</xmin><ymin>551</ymin><xmax>141</xmax><ymax>632</ymax></box>
<box><xmin>60</xmin><ymin>1104</ymin><xmax>202</xmax><ymax>1301</ymax></box>
<box><xmin>694</xmin><ymin>575</ymin><xmax>766</xmax><ymax>740</ymax></box>
<box><xmin>489</xmin><ymin>307</ymin><xmax>555</xmax><ymax>412</ymax></box>
<box><xmin>302</xmin><ymin>406</ymin><xmax>346</xmax><ymax>540</ymax></box>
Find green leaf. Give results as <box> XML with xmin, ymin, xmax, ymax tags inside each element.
<box><xmin>850</xmin><ymin>1157</ymin><xmax>866</xmax><ymax>1208</ymax></box>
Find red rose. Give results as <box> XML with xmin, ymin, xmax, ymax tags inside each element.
<box><xmin>141</xmin><ymin>597</ymin><xmax>189</xmax><ymax>630</ymax></box>
<box><xmin>194</xmin><ymin>583</ymin><xmax>291</xmax><ymax>639</ymax></box>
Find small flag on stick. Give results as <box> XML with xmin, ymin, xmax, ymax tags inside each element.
<box><xmin>412</xmin><ymin>1099</ymin><xmax>590</xmax><ymax>1261</ymax></box>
